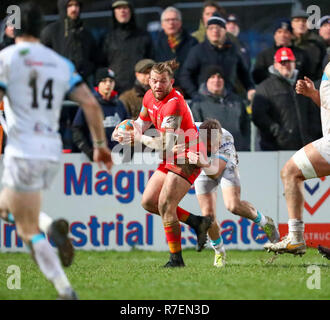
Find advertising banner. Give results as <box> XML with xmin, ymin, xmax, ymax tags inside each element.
<box><xmin>0</xmin><ymin>151</ymin><xmax>328</xmax><ymax>252</ymax></box>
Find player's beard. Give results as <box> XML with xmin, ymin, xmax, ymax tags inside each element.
<box><xmin>152</xmin><ymin>86</ymin><xmax>171</xmax><ymax>101</ymax></box>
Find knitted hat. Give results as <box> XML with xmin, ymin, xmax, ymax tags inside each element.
<box><xmin>227</xmin><ymin>13</ymin><xmax>239</xmax><ymax>25</ymax></box>
<box><xmin>319</xmin><ymin>15</ymin><xmax>330</xmax><ymax>27</ymax></box>
<box><xmin>273</xmin><ymin>18</ymin><xmax>293</xmax><ymax>33</ymax></box>
<box><xmin>95</xmin><ymin>68</ymin><xmax>115</xmax><ymax>85</ymax></box>
<box><xmin>207</xmin><ymin>13</ymin><xmax>226</xmax><ymax>29</ymax></box>
<box><xmin>202</xmin><ymin>65</ymin><xmax>224</xmax><ymax>82</ymax></box>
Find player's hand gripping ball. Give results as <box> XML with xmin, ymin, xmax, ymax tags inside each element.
<box><xmin>117</xmin><ymin>119</ymin><xmax>134</xmax><ymax>145</ymax></box>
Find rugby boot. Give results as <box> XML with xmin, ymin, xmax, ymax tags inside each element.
<box><xmin>318</xmin><ymin>245</ymin><xmax>330</xmax><ymax>260</ymax></box>
<box><xmin>214</xmin><ymin>251</ymin><xmax>226</xmax><ymax>268</ymax></box>
<box><xmin>48</xmin><ymin>219</ymin><xmax>74</xmax><ymax>267</ymax></box>
<box><xmin>194</xmin><ymin>216</ymin><xmax>212</xmax><ymax>252</ymax></box>
<box><xmin>264</xmin><ymin>235</ymin><xmax>306</xmax><ymax>256</ymax></box>
<box><xmin>57</xmin><ymin>288</ymin><xmax>79</xmax><ymax>300</ymax></box>
<box><xmin>164</xmin><ymin>252</ymin><xmax>185</xmax><ymax>268</ymax></box>
<box><xmin>262</xmin><ymin>216</ymin><xmax>280</xmax><ymax>243</ymax></box>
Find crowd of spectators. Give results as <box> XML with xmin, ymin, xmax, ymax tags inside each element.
<box><xmin>0</xmin><ymin>0</ymin><xmax>329</xmax><ymax>153</ymax></box>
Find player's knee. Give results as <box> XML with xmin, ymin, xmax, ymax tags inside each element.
<box><xmin>141</xmin><ymin>196</ymin><xmax>157</xmax><ymax>213</ymax></box>
<box><xmin>202</xmin><ymin>211</ymin><xmax>216</xmax><ymax>220</ymax></box>
<box><xmin>281</xmin><ymin>161</ymin><xmax>300</xmax><ymax>182</ymax></box>
<box><xmin>158</xmin><ymin>197</ymin><xmax>173</xmax><ymax>216</ymax></box>
<box><xmin>225</xmin><ymin>200</ymin><xmax>240</xmax><ymax>214</ymax></box>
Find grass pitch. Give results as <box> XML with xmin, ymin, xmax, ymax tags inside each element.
<box><xmin>0</xmin><ymin>248</ymin><xmax>329</xmax><ymax>300</ymax></box>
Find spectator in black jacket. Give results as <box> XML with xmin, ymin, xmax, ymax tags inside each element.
<box><xmin>153</xmin><ymin>7</ymin><xmax>198</xmax><ymax>95</ymax></box>
<box><xmin>41</xmin><ymin>0</ymin><xmax>98</xmax><ymax>84</ymax></box>
<box><xmin>291</xmin><ymin>9</ymin><xmax>326</xmax><ymax>80</ymax></box>
<box><xmin>226</xmin><ymin>13</ymin><xmax>251</xmax><ymax>71</ymax></box>
<box><xmin>190</xmin><ymin>65</ymin><xmax>250</xmax><ymax>151</ymax></box>
<box><xmin>319</xmin><ymin>15</ymin><xmax>330</xmax><ymax>67</ymax></box>
<box><xmin>0</xmin><ymin>19</ymin><xmax>15</xmax><ymax>51</ymax></box>
<box><xmin>252</xmin><ymin>47</ymin><xmax>322</xmax><ymax>151</ymax></box>
<box><xmin>252</xmin><ymin>19</ymin><xmax>311</xmax><ymax>85</ymax></box>
<box><xmin>180</xmin><ymin>13</ymin><xmax>255</xmax><ymax>100</ymax></box>
<box><xmin>102</xmin><ymin>0</ymin><xmax>153</xmax><ymax>94</ymax></box>
<box><xmin>72</xmin><ymin>68</ymin><xmax>129</xmax><ymax>159</ymax></box>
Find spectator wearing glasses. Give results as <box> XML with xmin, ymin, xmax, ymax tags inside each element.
<box><xmin>153</xmin><ymin>6</ymin><xmax>198</xmax><ymax>96</ymax></box>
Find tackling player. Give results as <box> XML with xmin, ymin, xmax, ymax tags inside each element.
<box><xmin>265</xmin><ymin>64</ymin><xmax>330</xmax><ymax>258</ymax></box>
<box><xmin>0</xmin><ymin>3</ymin><xmax>113</xmax><ymax>299</ymax></box>
<box><xmin>179</xmin><ymin>119</ymin><xmax>280</xmax><ymax>267</ymax></box>
<box><xmin>113</xmin><ymin>60</ymin><xmax>211</xmax><ymax>267</ymax></box>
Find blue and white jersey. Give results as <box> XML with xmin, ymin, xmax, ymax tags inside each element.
<box><xmin>320</xmin><ymin>62</ymin><xmax>330</xmax><ymax>137</ymax></box>
<box><xmin>0</xmin><ymin>41</ymin><xmax>82</xmax><ymax>161</ymax></box>
<box><xmin>196</xmin><ymin>122</ymin><xmax>238</xmax><ymax>171</ymax></box>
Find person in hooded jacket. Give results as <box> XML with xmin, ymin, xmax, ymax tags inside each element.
<box><xmin>101</xmin><ymin>0</ymin><xmax>153</xmax><ymax>95</ymax></box>
<box><xmin>40</xmin><ymin>0</ymin><xmax>97</xmax><ymax>83</ymax></box>
<box><xmin>72</xmin><ymin>68</ymin><xmax>130</xmax><ymax>160</ymax></box>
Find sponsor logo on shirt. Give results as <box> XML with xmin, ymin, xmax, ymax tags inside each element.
<box><xmin>103</xmin><ymin>113</ymin><xmax>122</xmax><ymax>128</ymax></box>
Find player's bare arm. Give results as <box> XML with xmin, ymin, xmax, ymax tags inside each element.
<box><xmin>70</xmin><ymin>83</ymin><xmax>113</xmax><ymax>171</ymax></box>
<box><xmin>296</xmin><ymin>76</ymin><xmax>321</xmax><ymax>107</ymax></box>
<box><xmin>133</xmin><ymin>115</ymin><xmax>180</xmax><ymax>153</ymax></box>
<box><xmin>187</xmin><ymin>151</ymin><xmax>226</xmax><ymax>179</ymax></box>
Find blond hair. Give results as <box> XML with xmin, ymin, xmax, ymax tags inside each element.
<box><xmin>151</xmin><ymin>59</ymin><xmax>180</xmax><ymax>78</ymax></box>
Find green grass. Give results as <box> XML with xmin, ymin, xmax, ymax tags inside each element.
<box><xmin>0</xmin><ymin>248</ymin><xmax>329</xmax><ymax>300</ymax></box>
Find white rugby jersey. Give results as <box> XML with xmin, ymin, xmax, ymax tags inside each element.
<box><xmin>0</xmin><ymin>41</ymin><xmax>82</xmax><ymax>160</ymax></box>
<box><xmin>196</xmin><ymin>122</ymin><xmax>238</xmax><ymax>176</ymax></box>
<box><xmin>320</xmin><ymin>62</ymin><xmax>330</xmax><ymax>137</ymax></box>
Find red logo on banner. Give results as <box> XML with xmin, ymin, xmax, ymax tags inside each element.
<box><xmin>304</xmin><ymin>177</ymin><xmax>330</xmax><ymax>215</ymax></box>
<box><xmin>279</xmin><ymin>223</ymin><xmax>330</xmax><ymax>248</ymax></box>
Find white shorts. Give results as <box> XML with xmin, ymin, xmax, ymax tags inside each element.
<box><xmin>312</xmin><ymin>136</ymin><xmax>330</xmax><ymax>164</ymax></box>
<box><xmin>194</xmin><ymin>163</ymin><xmax>241</xmax><ymax>195</ymax></box>
<box><xmin>2</xmin><ymin>155</ymin><xmax>60</xmax><ymax>192</ymax></box>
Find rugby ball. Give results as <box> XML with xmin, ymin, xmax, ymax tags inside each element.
<box><xmin>118</xmin><ymin>119</ymin><xmax>134</xmax><ymax>131</ymax></box>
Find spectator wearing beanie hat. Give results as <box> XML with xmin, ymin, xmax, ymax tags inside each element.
<box><xmin>252</xmin><ymin>47</ymin><xmax>322</xmax><ymax>151</ymax></box>
<box><xmin>72</xmin><ymin>67</ymin><xmax>130</xmax><ymax>159</ymax></box>
<box><xmin>119</xmin><ymin>58</ymin><xmax>155</xmax><ymax>120</ymax></box>
<box><xmin>180</xmin><ymin>13</ymin><xmax>255</xmax><ymax>100</ymax></box>
<box><xmin>190</xmin><ymin>65</ymin><xmax>251</xmax><ymax>151</ymax></box>
<box><xmin>253</xmin><ymin>18</ymin><xmax>311</xmax><ymax>84</ymax></box>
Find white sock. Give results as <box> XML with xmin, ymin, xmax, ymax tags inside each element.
<box><xmin>31</xmin><ymin>234</ymin><xmax>72</xmax><ymax>296</ymax></box>
<box><xmin>288</xmin><ymin>219</ymin><xmax>304</xmax><ymax>244</ymax></box>
<box><xmin>39</xmin><ymin>211</ymin><xmax>53</xmax><ymax>234</ymax></box>
<box><xmin>253</xmin><ymin>211</ymin><xmax>267</xmax><ymax>227</ymax></box>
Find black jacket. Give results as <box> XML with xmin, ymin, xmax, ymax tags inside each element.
<box><xmin>153</xmin><ymin>29</ymin><xmax>198</xmax><ymax>94</ymax></box>
<box><xmin>191</xmin><ymin>84</ymin><xmax>251</xmax><ymax>151</ymax></box>
<box><xmin>0</xmin><ymin>35</ymin><xmax>14</xmax><ymax>51</ymax></box>
<box><xmin>72</xmin><ymin>89</ymin><xmax>129</xmax><ymax>160</ymax></box>
<box><xmin>180</xmin><ymin>37</ymin><xmax>255</xmax><ymax>99</ymax></box>
<box><xmin>40</xmin><ymin>0</ymin><xmax>97</xmax><ymax>81</ymax></box>
<box><xmin>102</xmin><ymin>3</ymin><xmax>153</xmax><ymax>94</ymax></box>
<box><xmin>252</xmin><ymin>44</ymin><xmax>311</xmax><ymax>85</ymax></box>
<box><xmin>252</xmin><ymin>70</ymin><xmax>322</xmax><ymax>151</ymax></box>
